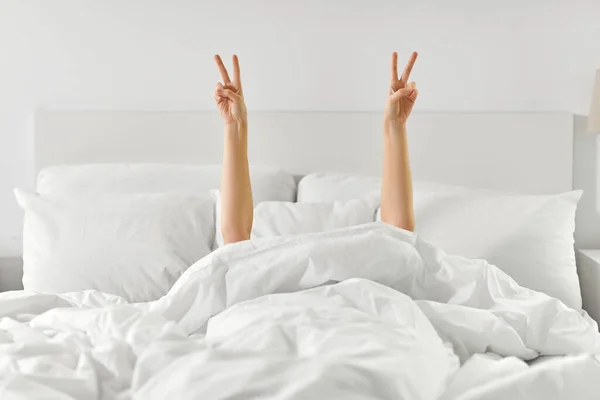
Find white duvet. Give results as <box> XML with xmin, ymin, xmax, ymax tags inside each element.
<box><xmin>1</xmin><ymin>222</ymin><xmax>599</xmax><ymax>400</ymax></box>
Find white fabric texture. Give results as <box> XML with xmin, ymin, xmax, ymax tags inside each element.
<box><xmin>1</xmin><ymin>223</ymin><xmax>599</xmax><ymax>399</ymax></box>
<box><xmin>297</xmin><ymin>172</ymin><xmax>381</xmax><ymax>202</ymax></box>
<box><xmin>297</xmin><ymin>173</ymin><xmax>582</xmax><ymax>310</ymax></box>
<box><xmin>213</xmin><ymin>192</ymin><xmax>378</xmax><ymax>247</ymax></box>
<box><xmin>252</xmin><ymin>199</ymin><xmax>379</xmax><ymax>238</ymax></box>
<box><xmin>36</xmin><ymin>163</ymin><xmax>297</xmax><ymax>203</ymax></box>
<box><xmin>396</xmin><ymin>184</ymin><xmax>582</xmax><ymax>310</ymax></box>
<box><xmin>14</xmin><ymin>190</ymin><xmax>215</xmax><ymax>302</ymax></box>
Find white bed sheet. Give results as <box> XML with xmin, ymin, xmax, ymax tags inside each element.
<box><xmin>1</xmin><ymin>222</ymin><xmax>599</xmax><ymax>399</ymax></box>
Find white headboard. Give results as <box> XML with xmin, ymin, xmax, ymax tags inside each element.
<box><xmin>33</xmin><ymin>110</ymin><xmax>575</xmax><ymax>194</ymax></box>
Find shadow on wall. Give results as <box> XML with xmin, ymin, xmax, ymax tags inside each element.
<box><xmin>573</xmin><ymin>115</ymin><xmax>600</xmax><ymax>249</ymax></box>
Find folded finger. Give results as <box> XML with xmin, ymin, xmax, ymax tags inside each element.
<box><xmin>217</xmin><ymin>88</ymin><xmax>242</xmax><ymax>103</ymax></box>
<box><xmin>409</xmin><ymin>89</ymin><xmax>419</xmax><ymax>102</ymax></box>
<box><xmin>390</xmin><ymin>87</ymin><xmax>415</xmax><ymax>102</ymax></box>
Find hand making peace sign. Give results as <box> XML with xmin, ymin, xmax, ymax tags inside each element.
<box><xmin>385</xmin><ymin>52</ymin><xmax>419</xmax><ymax>125</ymax></box>
<box><xmin>214</xmin><ymin>54</ymin><xmax>247</xmax><ymax>126</ymax></box>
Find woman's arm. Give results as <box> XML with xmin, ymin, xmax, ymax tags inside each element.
<box><xmin>214</xmin><ymin>54</ymin><xmax>253</xmax><ymax>244</ymax></box>
<box><xmin>380</xmin><ymin>51</ymin><xmax>419</xmax><ymax>232</ymax></box>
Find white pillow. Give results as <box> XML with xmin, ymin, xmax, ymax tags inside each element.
<box><xmin>252</xmin><ymin>199</ymin><xmax>379</xmax><ymax>239</ymax></box>
<box><xmin>296</xmin><ymin>173</ymin><xmax>582</xmax><ymax>309</ymax></box>
<box><xmin>297</xmin><ymin>172</ymin><xmax>381</xmax><ymax>202</ymax></box>
<box><xmin>15</xmin><ymin>189</ymin><xmax>215</xmax><ymax>302</ymax></box>
<box><xmin>36</xmin><ymin>164</ymin><xmax>297</xmax><ymax>203</ymax></box>
<box><xmin>214</xmin><ymin>193</ymin><xmax>378</xmax><ymax>247</ymax></box>
<box><xmin>376</xmin><ymin>184</ymin><xmax>582</xmax><ymax>309</ymax></box>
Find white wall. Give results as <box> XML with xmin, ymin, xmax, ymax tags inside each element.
<box><xmin>1</xmin><ymin>0</ymin><xmax>600</xmax><ymax>254</ymax></box>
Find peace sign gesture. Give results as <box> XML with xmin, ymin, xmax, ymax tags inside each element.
<box><xmin>385</xmin><ymin>52</ymin><xmax>419</xmax><ymax>125</ymax></box>
<box><xmin>214</xmin><ymin>54</ymin><xmax>247</xmax><ymax>126</ymax></box>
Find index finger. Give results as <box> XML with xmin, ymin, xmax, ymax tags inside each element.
<box><xmin>214</xmin><ymin>54</ymin><xmax>231</xmax><ymax>84</ymax></box>
<box><xmin>400</xmin><ymin>51</ymin><xmax>418</xmax><ymax>84</ymax></box>
<box><xmin>390</xmin><ymin>52</ymin><xmax>398</xmax><ymax>82</ymax></box>
<box><xmin>232</xmin><ymin>54</ymin><xmax>241</xmax><ymax>86</ymax></box>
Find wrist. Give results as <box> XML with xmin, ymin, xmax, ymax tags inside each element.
<box><xmin>383</xmin><ymin>120</ymin><xmax>407</xmax><ymax>136</ymax></box>
<box><xmin>225</xmin><ymin>121</ymin><xmax>248</xmax><ymax>136</ymax></box>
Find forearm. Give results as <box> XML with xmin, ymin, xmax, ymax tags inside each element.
<box><xmin>380</xmin><ymin>122</ymin><xmax>415</xmax><ymax>231</ymax></box>
<box><xmin>221</xmin><ymin>122</ymin><xmax>253</xmax><ymax>243</ymax></box>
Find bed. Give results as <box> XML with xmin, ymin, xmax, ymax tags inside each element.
<box><xmin>1</xmin><ymin>110</ymin><xmax>599</xmax><ymax>399</ymax></box>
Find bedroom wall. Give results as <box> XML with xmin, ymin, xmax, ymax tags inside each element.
<box><xmin>1</xmin><ymin>0</ymin><xmax>600</xmax><ymax>255</ymax></box>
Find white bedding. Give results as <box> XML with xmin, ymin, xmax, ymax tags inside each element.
<box><xmin>1</xmin><ymin>222</ymin><xmax>599</xmax><ymax>399</ymax></box>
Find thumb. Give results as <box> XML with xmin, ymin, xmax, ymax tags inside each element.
<box><xmin>217</xmin><ymin>88</ymin><xmax>243</xmax><ymax>103</ymax></box>
<box><xmin>389</xmin><ymin>87</ymin><xmax>415</xmax><ymax>103</ymax></box>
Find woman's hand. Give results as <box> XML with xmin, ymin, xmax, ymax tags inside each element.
<box><xmin>214</xmin><ymin>54</ymin><xmax>247</xmax><ymax>126</ymax></box>
<box><xmin>384</xmin><ymin>52</ymin><xmax>419</xmax><ymax>126</ymax></box>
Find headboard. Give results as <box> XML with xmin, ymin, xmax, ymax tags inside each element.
<box><xmin>33</xmin><ymin>110</ymin><xmax>575</xmax><ymax>194</ymax></box>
